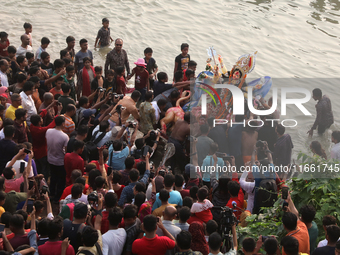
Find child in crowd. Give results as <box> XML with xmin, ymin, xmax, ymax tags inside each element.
<box><xmin>23</xmin><ymin>22</ymin><xmax>33</xmax><ymax>47</ymax></box>
<box><xmin>64</xmin><ymin>65</ymin><xmax>76</xmax><ymax>101</ymax></box>
<box><xmin>95</xmin><ymin>18</ymin><xmax>113</xmax><ymax>48</ymax></box>
<box><xmin>40</xmin><ymin>52</ymin><xmax>54</xmax><ymax>76</ymax></box>
<box><xmin>60</xmin><ymin>49</ymin><xmax>71</xmax><ymax>60</ymax></box>
<box><xmin>104</xmin><ymin>69</ymin><xmax>116</xmax><ymax>92</ymax></box>
<box><xmin>0</xmin><ymin>32</ymin><xmax>10</xmax><ymax>57</ymax></box>
<box><xmin>36</xmin><ymin>37</ymin><xmax>50</xmax><ymax>62</ymax></box>
<box><xmin>174</xmin><ymin>43</ymin><xmax>190</xmax><ymax>76</ymax></box>
<box><xmin>64</xmin><ymin>36</ymin><xmax>76</xmax><ymax>61</ymax></box>
<box><xmin>189</xmin><ymin>187</ymin><xmax>213</xmax><ymax>223</ymax></box>
<box><xmin>128</xmin><ymin>58</ymin><xmax>149</xmax><ymax>102</ymax></box>
<box><xmin>116</xmin><ymin>66</ymin><xmax>134</xmax><ymax>95</ymax></box>
<box><xmin>26</xmin><ymin>52</ymin><xmax>34</xmax><ymax>68</ymax></box>
<box><xmin>183</xmin><ymin>60</ymin><xmax>197</xmax><ymax>81</ymax></box>
<box><xmin>144</xmin><ymin>47</ymin><xmax>158</xmax><ymax>90</ymax></box>
<box><xmin>77</xmin><ymin>57</ymin><xmax>95</xmax><ymax>97</ymax></box>
<box><xmin>63</xmin><ymin>58</ymin><xmax>72</xmax><ymax>68</ymax></box>
<box><xmin>91</xmin><ymin>66</ymin><xmax>105</xmax><ymax>93</ymax></box>
<box><xmin>49</xmin><ymin>77</ymin><xmax>64</xmax><ymax>97</ymax></box>
<box><xmin>226</xmin><ymin>180</ymin><xmax>244</xmax><ymax>220</ymax></box>
<box><xmin>16</xmin><ymin>56</ymin><xmax>28</xmax><ymax>74</ymax></box>
<box><xmin>75</xmin><ymin>38</ymin><xmax>93</xmax><ymax>73</ymax></box>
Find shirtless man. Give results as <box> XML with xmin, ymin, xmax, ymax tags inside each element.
<box><xmin>241</xmin><ymin>116</ymin><xmax>258</xmax><ymax>164</ymax></box>
<box><xmin>168</xmin><ymin>112</ymin><xmax>190</xmax><ymax>172</ymax></box>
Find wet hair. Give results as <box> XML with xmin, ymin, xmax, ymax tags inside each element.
<box><xmin>145</xmin><ymin>91</ymin><xmax>153</xmax><ymax>101</ymax></box>
<box><xmin>281</xmin><ymin>236</ymin><xmax>299</xmax><ymax>255</ymax></box>
<box><xmin>54</xmin><ymin>59</ymin><xmax>65</xmax><ymax>69</ymax></box>
<box><xmin>264</xmin><ymin>238</ymin><xmax>278</xmax><ymax>255</ymax></box>
<box><xmin>23</xmin><ymin>23</ymin><xmax>32</xmax><ymax>29</ymax></box>
<box><xmin>181</xmin><ymin>43</ymin><xmax>189</xmax><ymax>50</ymax></box>
<box><xmin>159</xmin><ymin>189</ymin><xmax>169</xmax><ymax>202</ymax></box>
<box><xmin>66</xmin><ymin>36</ymin><xmax>75</xmax><ymax>43</ymax></box>
<box><xmin>16</xmin><ymin>56</ymin><xmax>26</xmax><ymax>65</ymax></box>
<box><xmin>94</xmin><ymin>66</ymin><xmax>102</xmax><ymax>73</ymax></box>
<box><xmin>206</xmin><ymin>220</ymin><xmax>218</xmax><ymax>235</ymax></box>
<box><xmin>174</xmin><ymin>71</ymin><xmax>183</xmax><ymax>82</ymax></box>
<box><xmin>242</xmin><ymin>237</ymin><xmax>256</xmax><ymax>252</ymax></box>
<box><xmin>131</xmin><ymin>90</ymin><xmax>141</xmax><ymax>101</ymax></box>
<box><xmin>41</xmin><ymin>37</ymin><xmax>50</xmax><ymax>45</ymax></box>
<box><xmin>276</xmin><ymin>124</ymin><xmax>285</xmax><ymax>135</ymax></box>
<box><xmin>188</xmin><ymin>60</ymin><xmax>197</xmax><ymax>67</ymax></box>
<box><xmin>227</xmin><ymin>181</ymin><xmax>240</xmax><ymax>197</ymax></box>
<box><xmin>282</xmin><ymin>212</ymin><xmax>298</xmax><ymax>231</ymax></box>
<box><xmin>299</xmin><ymin>205</ymin><xmax>316</xmax><ymax>223</ymax></box>
<box><xmin>129</xmin><ymin>169</ymin><xmax>139</xmax><ymax>182</ymax></box>
<box><xmin>144</xmin><ymin>47</ymin><xmax>153</xmax><ymax>54</ymax></box>
<box><xmin>125</xmin><ymin>156</ymin><xmax>135</xmax><ymax>170</ymax></box>
<box><xmin>209</xmin><ymin>232</ymin><xmax>222</xmax><ymax>251</ymax></box>
<box><xmin>323</xmin><ymin>215</ymin><xmax>337</xmax><ymax>226</ymax></box>
<box><xmin>108</xmin><ymin>207</ymin><xmax>123</xmax><ymax>227</ymax></box>
<box><xmin>8</xmin><ymin>46</ymin><xmax>16</xmax><ymax>54</ymax></box>
<box><xmin>123</xmin><ymin>204</ymin><xmax>137</xmax><ymax>219</ymax></box>
<box><xmin>79</xmin><ymin>38</ymin><xmax>88</xmax><ymax>45</ymax></box>
<box><xmin>164</xmin><ymin>174</ymin><xmax>175</xmax><ymax>188</ymax></box>
<box><xmin>25</xmin><ymin>52</ymin><xmax>34</xmax><ymax>60</ymax></box>
<box><xmin>143</xmin><ymin>214</ymin><xmax>158</xmax><ymax>232</ymax></box>
<box><xmin>176</xmin><ymin>230</ymin><xmax>192</xmax><ymax>250</ymax></box>
<box><xmin>312</xmin><ymin>88</ymin><xmax>322</xmax><ymax>98</ymax></box>
<box><xmin>183</xmin><ymin>196</ymin><xmax>193</xmax><ymax>209</ymax></box>
<box><xmin>332</xmin><ymin>131</ymin><xmax>340</xmax><ymax>143</ymax></box>
<box><xmin>82</xmin><ymin>226</ymin><xmax>98</xmax><ymax>247</ymax></box>
<box><xmin>326</xmin><ymin>225</ymin><xmax>340</xmax><ymax>243</ymax></box>
<box><xmin>105</xmin><ymin>192</ymin><xmax>117</xmax><ymax>208</ymax></box>
<box><xmin>40</xmin><ymin>52</ymin><xmax>49</xmax><ymax>60</ymax></box>
<box><xmin>178</xmin><ymin>206</ymin><xmax>191</xmax><ymax>222</ymax></box>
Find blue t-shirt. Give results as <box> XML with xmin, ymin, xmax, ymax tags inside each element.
<box><xmin>153</xmin><ymin>81</ymin><xmax>173</xmax><ymax>98</ymax></box>
<box><xmin>75</xmin><ymin>50</ymin><xmax>93</xmax><ymax>71</ymax></box>
<box><xmin>152</xmin><ymin>190</ymin><xmax>183</xmax><ymax>210</ymax></box>
<box><xmin>201</xmin><ymin>155</ymin><xmax>225</xmax><ymax>182</ymax></box>
<box><xmin>108</xmin><ymin>145</ymin><xmax>129</xmax><ymax>170</ymax></box>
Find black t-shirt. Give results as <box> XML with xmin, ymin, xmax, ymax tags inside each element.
<box><xmin>41</xmin><ymin>63</ymin><xmax>54</xmax><ymax>76</ymax></box>
<box><xmin>312</xmin><ymin>246</ymin><xmax>335</xmax><ymax>255</ymax></box>
<box><xmin>103</xmin><ymin>78</ymin><xmax>116</xmax><ymax>92</ymax></box>
<box><xmin>62</xmin><ymin>219</ymin><xmax>83</xmax><ymax>253</ymax></box>
<box><xmin>153</xmin><ymin>81</ymin><xmax>173</xmax><ymax>98</ymax></box>
<box><xmin>175</xmin><ymin>53</ymin><xmax>190</xmax><ymax>71</ymax></box>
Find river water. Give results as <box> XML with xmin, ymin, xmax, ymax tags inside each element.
<box><xmin>2</xmin><ymin>0</ymin><xmax>340</xmax><ymax>159</ymax></box>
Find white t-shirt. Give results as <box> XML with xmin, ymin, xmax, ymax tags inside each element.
<box><xmin>16</xmin><ymin>45</ymin><xmax>33</xmax><ymax>57</ymax></box>
<box><xmin>0</xmin><ymin>70</ymin><xmax>9</xmax><ymax>87</ymax></box>
<box><xmin>92</xmin><ymin>125</ymin><xmax>112</xmax><ymax>147</ymax></box>
<box><xmin>331</xmin><ymin>143</ymin><xmax>340</xmax><ymax>160</ymax></box>
<box><xmin>102</xmin><ymin>228</ymin><xmax>127</xmax><ymax>255</ymax></box>
<box><xmin>65</xmin><ymin>193</ymin><xmax>88</xmax><ymax>204</ymax></box>
<box><xmin>20</xmin><ymin>91</ymin><xmax>37</xmax><ymax>126</ymax></box>
<box><xmin>151</xmin><ymin>101</ymin><xmax>161</xmax><ymax>122</ymax></box>
<box><xmin>239</xmin><ymin>170</ymin><xmax>255</xmax><ymax>213</ymax></box>
<box><xmin>6</xmin><ymin>159</ymin><xmax>34</xmax><ymax>178</ymax></box>
<box><xmin>0</xmin><ymin>129</ymin><xmax>4</xmax><ymax>140</ymax></box>
<box><xmin>46</xmin><ymin>128</ymin><xmax>69</xmax><ymax>166</ymax></box>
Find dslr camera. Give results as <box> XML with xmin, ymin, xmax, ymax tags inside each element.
<box><xmin>98</xmin><ymin>87</ymin><xmax>106</xmax><ymax>93</ymax></box>
<box><xmin>87</xmin><ymin>191</ymin><xmax>98</xmax><ymax>203</ymax></box>
<box><xmin>113</xmin><ymin>93</ymin><xmax>124</xmax><ymax>100</ymax></box>
<box><xmin>256</xmin><ymin>140</ymin><xmax>265</xmax><ymax>149</ymax></box>
<box><xmin>116</xmin><ymin>104</ymin><xmax>126</xmax><ymax>113</ymax></box>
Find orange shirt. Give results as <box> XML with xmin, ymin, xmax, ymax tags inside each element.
<box><xmin>282</xmin><ymin>220</ymin><xmax>310</xmax><ymax>255</ymax></box>
<box><xmin>32</xmin><ymin>90</ymin><xmax>42</xmax><ymax>111</ymax></box>
<box><xmin>49</xmin><ymin>87</ymin><xmax>63</xmax><ymax>97</ymax></box>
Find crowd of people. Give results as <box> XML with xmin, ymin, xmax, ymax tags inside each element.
<box><xmin>0</xmin><ymin>18</ymin><xmax>339</xmax><ymax>255</ymax></box>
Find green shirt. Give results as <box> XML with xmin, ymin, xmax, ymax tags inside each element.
<box><xmin>3</xmin><ymin>191</ymin><xmax>27</xmax><ymax>213</ymax></box>
<box><xmin>309</xmin><ymin>221</ymin><xmax>319</xmax><ymax>254</ymax></box>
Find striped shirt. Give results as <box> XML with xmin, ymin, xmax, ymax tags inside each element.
<box><xmin>62</xmin><ymin>114</ymin><xmax>75</xmax><ymax>136</ymax></box>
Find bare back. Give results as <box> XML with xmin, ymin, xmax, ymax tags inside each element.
<box><xmin>242</xmin><ymin>130</ymin><xmax>258</xmax><ymax>156</ymax></box>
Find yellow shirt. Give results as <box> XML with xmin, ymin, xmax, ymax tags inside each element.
<box><xmin>5</xmin><ymin>105</ymin><xmax>23</xmax><ymax>120</ymax></box>
<box><xmin>0</xmin><ymin>206</ymin><xmax>5</xmax><ymax>217</ymax></box>
<box><xmin>152</xmin><ymin>204</ymin><xmax>177</xmax><ymax>218</ymax></box>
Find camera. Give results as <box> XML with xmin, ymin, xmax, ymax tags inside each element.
<box><xmin>88</xmin><ymin>191</ymin><xmax>98</xmax><ymax>203</ymax></box>
<box><xmin>41</xmin><ymin>185</ymin><xmax>49</xmax><ymax>195</ymax></box>
<box><xmin>256</xmin><ymin>140</ymin><xmax>265</xmax><ymax>149</ymax></box>
<box><xmin>128</xmin><ymin>121</ymin><xmax>137</xmax><ymax>128</ymax></box>
<box><xmin>98</xmin><ymin>87</ymin><xmax>106</xmax><ymax>93</ymax></box>
<box><xmin>113</xmin><ymin>93</ymin><xmax>124</xmax><ymax>100</ymax></box>
<box><xmin>116</xmin><ymin>104</ymin><xmax>126</xmax><ymax>113</ymax></box>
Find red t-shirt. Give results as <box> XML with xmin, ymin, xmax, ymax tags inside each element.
<box><xmin>59</xmin><ymin>183</ymin><xmax>89</xmax><ymax>201</ymax></box>
<box><xmin>132</xmin><ymin>235</ymin><xmax>175</xmax><ymax>255</ymax></box>
<box><xmin>89</xmin><ymin>160</ymin><xmax>109</xmax><ymax>172</ymax></box>
<box><xmin>9</xmin><ymin>233</ymin><xmax>29</xmax><ymax>250</ymax></box>
<box><xmin>179</xmin><ymin>189</ymin><xmax>190</xmax><ymax>199</ymax></box>
<box><xmin>133</xmin><ymin>67</ymin><xmax>149</xmax><ymax>89</ymax></box>
<box><xmin>183</xmin><ymin>68</ymin><xmax>188</xmax><ymax>81</ymax></box>
<box><xmin>116</xmin><ymin>76</ymin><xmax>126</xmax><ymax>95</ymax></box>
<box><xmin>38</xmin><ymin>241</ymin><xmax>75</xmax><ymax>255</ymax></box>
<box><xmin>64</xmin><ymin>152</ymin><xmax>85</xmax><ymax>186</ymax></box>
<box><xmin>49</xmin><ymin>88</ymin><xmax>63</xmax><ymax>97</ymax></box>
<box><xmin>114</xmin><ymin>185</ymin><xmax>125</xmax><ymax>200</ymax></box>
<box><xmin>0</xmin><ymin>39</ymin><xmax>10</xmax><ymax>57</ymax></box>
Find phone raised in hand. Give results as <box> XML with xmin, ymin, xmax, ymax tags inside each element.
<box><xmin>0</xmin><ymin>223</ymin><xmax>5</xmax><ymax>237</ymax></box>
<box><xmin>24</xmin><ymin>148</ymin><xmax>31</xmax><ymax>154</ymax></box>
<box><xmin>282</xmin><ymin>187</ymin><xmax>289</xmax><ymax>200</ymax></box>
<box><xmin>20</xmin><ymin>162</ymin><xmax>25</xmax><ymax>173</ymax></box>
<box><xmin>27</xmin><ymin>199</ymin><xmax>34</xmax><ymax>214</ymax></box>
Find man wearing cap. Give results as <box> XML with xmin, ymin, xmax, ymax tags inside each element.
<box><xmin>127</xmin><ymin>58</ymin><xmax>149</xmax><ymax>102</ymax></box>
<box><xmin>0</xmin><ymin>59</ymin><xmax>9</xmax><ymax>87</ymax></box>
<box><xmin>104</xmin><ymin>38</ymin><xmax>130</xmax><ymax>76</ymax></box>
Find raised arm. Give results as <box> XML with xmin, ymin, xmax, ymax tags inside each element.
<box><xmin>157</xmin><ymin>218</ymin><xmax>175</xmax><ymax>241</ymax></box>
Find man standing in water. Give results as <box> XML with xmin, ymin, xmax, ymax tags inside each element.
<box><xmin>307</xmin><ymin>88</ymin><xmax>334</xmax><ymax>137</ymax></box>
<box><xmin>104</xmin><ymin>38</ymin><xmax>130</xmax><ymax>76</ymax></box>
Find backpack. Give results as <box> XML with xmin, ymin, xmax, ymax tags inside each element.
<box><xmin>86</xmin><ymin>130</ymin><xmax>107</xmax><ymax>161</ymax></box>
<box><xmin>255</xmin><ymin>179</ymin><xmax>277</xmax><ymax>212</ymax></box>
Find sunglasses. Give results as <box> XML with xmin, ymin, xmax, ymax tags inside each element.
<box><xmin>116</xmin><ymin>44</ymin><xmax>122</xmax><ymax>46</ymax></box>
